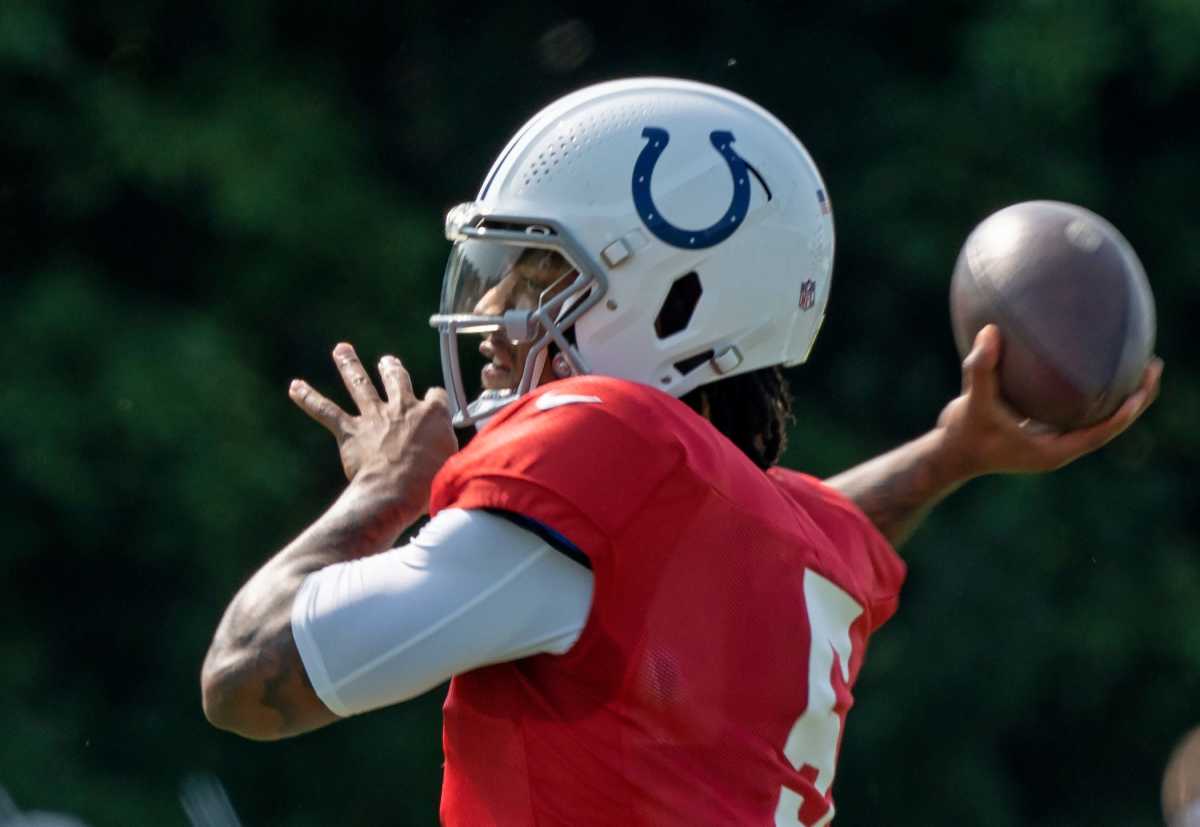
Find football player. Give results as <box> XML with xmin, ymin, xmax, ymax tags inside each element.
<box><xmin>201</xmin><ymin>79</ymin><xmax>1161</xmax><ymax>826</ymax></box>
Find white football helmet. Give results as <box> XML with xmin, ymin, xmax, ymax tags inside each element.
<box><xmin>430</xmin><ymin>77</ymin><xmax>835</xmax><ymax>427</ymax></box>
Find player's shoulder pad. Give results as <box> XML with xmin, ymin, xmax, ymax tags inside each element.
<box><xmin>430</xmin><ymin>377</ymin><xmax>689</xmax><ymax>545</ymax></box>
<box><xmin>768</xmin><ymin>467</ymin><xmax>907</xmax><ymax>630</ymax></box>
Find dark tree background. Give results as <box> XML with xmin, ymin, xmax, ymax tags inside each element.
<box><xmin>2</xmin><ymin>1</ymin><xmax>1197</xmax><ymax>824</ymax></box>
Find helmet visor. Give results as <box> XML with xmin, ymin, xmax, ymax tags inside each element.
<box><xmin>439</xmin><ymin>239</ymin><xmax>578</xmax><ymax>326</ymax></box>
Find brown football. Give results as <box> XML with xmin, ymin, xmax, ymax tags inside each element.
<box><xmin>950</xmin><ymin>200</ymin><xmax>1156</xmax><ymax>429</ymax></box>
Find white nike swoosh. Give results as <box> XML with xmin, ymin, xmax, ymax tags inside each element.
<box><xmin>534</xmin><ymin>392</ymin><xmax>603</xmax><ymax>411</ymax></box>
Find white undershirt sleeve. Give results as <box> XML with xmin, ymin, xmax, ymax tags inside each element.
<box><xmin>290</xmin><ymin>508</ymin><xmax>594</xmax><ymax>718</ymax></box>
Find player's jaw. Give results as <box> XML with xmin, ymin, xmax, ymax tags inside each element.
<box><xmin>478</xmin><ymin>333</ymin><xmax>562</xmax><ymax>392</ymax></box>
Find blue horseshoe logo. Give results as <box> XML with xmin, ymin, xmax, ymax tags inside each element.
<box><xmin>631</xmin><ymin>127</ymin><xmax>751</xmax><ymax>249</ymax></box>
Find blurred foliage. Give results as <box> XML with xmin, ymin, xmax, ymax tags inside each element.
<box><xmin>1</xmin><ymin>0</ymin><xmax>1197</xmax><ymax>824</ymax></box>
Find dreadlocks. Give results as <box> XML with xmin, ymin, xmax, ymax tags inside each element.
<box><xmin>682</xmin><ymin>365</ymin><xmax>794</xmax><ymax>470</ymax></box>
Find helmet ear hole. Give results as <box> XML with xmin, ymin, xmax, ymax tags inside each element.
<box><xmin>654</xmin><ymin>272</ymin><xmax>703</xmax><ymax>338</ymax></box>
<box><xmin>551</xmin><ymin>352</ymin><xmax>573</xmax><ymax>378</ymax></box>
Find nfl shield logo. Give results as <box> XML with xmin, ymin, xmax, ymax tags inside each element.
<box><xmin>799</xmin><ymin>279</ymin><xmax>816</xmax><ymax>311</ymax></box>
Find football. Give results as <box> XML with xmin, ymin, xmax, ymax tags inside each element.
<box><xmin>949</xmin><ymin>200</ymin><xmax>1156</xmax><ymax>429</ymax></box>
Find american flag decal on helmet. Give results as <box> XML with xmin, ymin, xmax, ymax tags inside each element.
<box><xmin>816</xmin><ymin>189</ymin><xmax>830</xmax><ymax>214</ymax></box>
<box><xmin>799</xmin><ymin>279</ymin><xmax>816</xmax><ymax>311</ymax></box>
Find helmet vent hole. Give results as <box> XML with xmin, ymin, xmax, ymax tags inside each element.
<box><xmin>654</xmin><ymin>272</ymin><xmax>702</xmax><ymax>339</ymax></box>
<box><xmin>673</xmin><ymin>349</ymin><xmax>715</xmax><ymax>375</ymax></box>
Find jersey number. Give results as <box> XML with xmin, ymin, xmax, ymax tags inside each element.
<box><xmin>774</xmin><ymin>571</ymin><xmax>863</xmax><ymax>827</ymax></box>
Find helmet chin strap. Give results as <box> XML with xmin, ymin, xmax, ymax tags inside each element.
<box><xmin>544</xmin><ymin>280</ymin><xmax>592</xmax><ymax>382</ymax></box>
<box><xmin>537</xmin><ymin>285</ymin><xmax>589</xmax><ymax>385</ymax></box>
<box><xmin>466</xmin><ymin>388</ymin><xmax>517</xmax><ymax>431</ymax></box>
<box><xmin>528</xmin><ymin>347</ymin><xmax>551</xmax><ymax>388</ymax></box>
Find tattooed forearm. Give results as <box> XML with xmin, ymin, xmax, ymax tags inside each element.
<box><xmin>257</xmin><ymin>633</ymin><xmax>315</xmax><ymax>735</ymax></box>
<box><xmin>825</xmin><ymin>429</ymin><xmax>973</xmax><ymax>548</ymax></box>
<box><xmin>201</xmin><ymin>474</ymin><xmax>421</xmax><ymax>739</ymax></box>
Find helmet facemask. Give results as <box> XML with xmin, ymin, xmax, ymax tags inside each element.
<box><xmin>429</xmin><ymin>205</ymin><xmax>608</xmax><ymax>427</ymax></box>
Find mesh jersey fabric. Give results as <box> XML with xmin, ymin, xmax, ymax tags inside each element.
<box><xmin>429</xmin><ymin>375</ymin><xmax>906</xmax><ymax>826</ymax></box>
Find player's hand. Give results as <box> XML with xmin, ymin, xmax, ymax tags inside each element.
<box><xmin>936</xmin><ymin>324</ymin><xmax>1162</xmax><ymax>476</ymax></box>
<box><xmin>288</xmin><ymin>343</ymin><xmax>458</xmax><ymax>508</ymax></box>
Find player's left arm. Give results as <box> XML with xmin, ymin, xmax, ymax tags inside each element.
<box><xmin>825</xmin><ymin>325</ymin><xmax>1162</xmax><ymax>547</ymax></box>
<box><xmin>200</xmin><ymin>344</ymin><xmax>458</xmax><ymax>741</ymax></box>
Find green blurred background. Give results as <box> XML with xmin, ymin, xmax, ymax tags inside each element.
<box><xmin>3</xmin><ymin>0</ymin><xmax>1198</xmax><ymax>824</ymax></box>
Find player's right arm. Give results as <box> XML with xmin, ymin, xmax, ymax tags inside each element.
<box><xmin>201</xmin><ymin>344</ymin><xmax>458</xmax><ymax>740</ymax></box>
<box><xmin>826</xmin><ymin>325</ymin><xmax>1162</xmax><ymax>546</ymax></box>
<box><xmin>290</xmin><ymin>507</ymin><xmax>592</xmax><ymax>717</ymax></box>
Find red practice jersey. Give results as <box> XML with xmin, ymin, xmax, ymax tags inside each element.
<box><xmin>429</xmin><ymin>376</ymin><xmax>906</xmax><ymax>826</ymax></box>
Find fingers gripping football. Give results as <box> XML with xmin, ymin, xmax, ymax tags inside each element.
<box><xmin>938</xmin><ymin>325</ymin><xmax>1162</xmax><ymax>476</ymax></box>
<box><xmin>289</xmin><ymin>344</ymin><xmax>458</xmax><ymax>511</ymax></box>
<box><xmin>960</xmin><ymin>324</ymin><xmax>1002</xmax><ymax>407</ymax></box>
